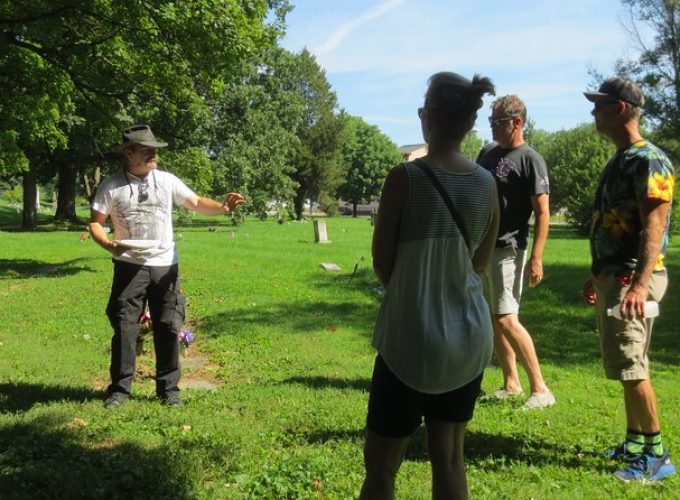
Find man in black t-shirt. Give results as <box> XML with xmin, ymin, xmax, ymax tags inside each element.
<box><xmin>477</xmin><ymin>95</ymin><xmax>555</xmax><ymax>409</ymax></box>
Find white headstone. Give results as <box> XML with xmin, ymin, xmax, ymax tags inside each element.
<box><xmin>313</xmin><ymin>219</ymin><xmax>330</xmax><ymax>243</ymax></box>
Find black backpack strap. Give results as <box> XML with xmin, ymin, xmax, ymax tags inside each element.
<box><xmin>413</xmin><ymin>159</ymin><xmax>471</xmax><ymax>252</ymax></box>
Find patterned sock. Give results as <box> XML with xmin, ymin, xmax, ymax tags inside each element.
<box><xmin>643</xmin><ymin>431</ymin><xmax>664</xmax><ymax>457</ymax></box>
<box><xmin>625</xmin><ymin>429</ymin><xmax>645</xmax><ymax>455</ymax></box>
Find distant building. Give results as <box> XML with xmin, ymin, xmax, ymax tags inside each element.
<box><xmin>399</xmin><ymin>143</ymin><xmax>427</xmax><ymax>162</ymax></box>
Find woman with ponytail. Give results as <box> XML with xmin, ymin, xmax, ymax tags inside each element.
<box><xmin>360</xmin><ymin>73</ymin><xmax>500</xmax><ymax>500</ymax></box>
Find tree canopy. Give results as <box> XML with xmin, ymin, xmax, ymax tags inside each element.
<box><xmin>540</xmin><ymin>124</ymin><xmax>614</xmax><ymax>233</ymax></box>
<box><xmin>1</xmin><ymin>0</ymin><xmax>289</xmax><ymax>227</ymax></box>
<box><xmin>337</xmin><ymin>115</ymin><xmax>401</xmax><ymax>216</ymax></box>
<box><xmin>616</xmin><ymin>0</ymin><xmax>680</xmax><ymax>152</ymax></box>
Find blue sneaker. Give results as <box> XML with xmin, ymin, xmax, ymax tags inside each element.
<box><xmin>604</xmin><ymin>442</ymin><xmax>639</xmax><ymax>461</ymax></box>
<box><xmin>614</xmin><ymin>451</ymin><xmax>676</xmax><ymax>482</ymax></box>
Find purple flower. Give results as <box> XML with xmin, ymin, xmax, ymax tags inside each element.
<box><xmin>179</xmin><ymin>330</ymin><xmax>195</xmax><ymax>347</ymax></box>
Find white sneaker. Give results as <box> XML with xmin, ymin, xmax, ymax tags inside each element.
<box><xmin>523</xmin><ymin>391</ymin><xmax>556</xmax><ymax>409</ymax></box>
<box><xmin>480</xmin><ymin>388</ymin><xmax>523</xmax><ymax>401</ymax></box>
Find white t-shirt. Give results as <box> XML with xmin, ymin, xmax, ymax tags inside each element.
<box><xmin>92</xmin><ymin>169</ymin><xmax>195</xmax><ymax>266</ymax></box>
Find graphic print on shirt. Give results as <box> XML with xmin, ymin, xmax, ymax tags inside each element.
<box><xmin>496</xmin><ymin>158</ymin><xmax>514</xmax><ymax>178</ymax></box>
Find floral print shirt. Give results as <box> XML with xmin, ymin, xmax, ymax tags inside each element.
<box><xmin>590</xmin><ymin>140</ymin><xmax>675</xmax><ymax>275</ymax></box>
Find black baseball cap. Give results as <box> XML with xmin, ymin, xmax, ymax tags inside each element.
<box><xmin>584</xmin><ymin>77</ymin><xmax>645</xmax><ymax>108</ymax></box>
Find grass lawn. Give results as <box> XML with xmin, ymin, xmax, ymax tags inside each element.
<box><xmin>0</xmin><ymin>206</ymin><xmax>678</xmax><ymax>499</ymax></box>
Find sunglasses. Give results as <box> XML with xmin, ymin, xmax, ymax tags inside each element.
<box><xmin>593</xmin><ymin>100</ymin><xmax>620</xmax><ymax>111</ymax></box>
<box><xmin>131</xmin><ymin>145</ymin><xmax>158</xmax><ymax>155</ymax></box>
<box><xmin>138</xmin><ymin>181</ymin><xmax>149</xmax><ymax>204</ymax></box>
<box><xmin>488</xmin><ymin>115</ymin><xmax>517</xmax><ymax>127</ymax></box>
<box><xmin>124</xmin><ymin>125</ymin><xmax>150</xmax><ymax>134</ymax></box>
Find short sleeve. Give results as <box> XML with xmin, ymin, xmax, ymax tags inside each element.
<box><xmin>91</xmin><ymin>180</ymin><xmax>112</xmax><ymax>215</ymax></box>
<box><xmin>645</xmin><ymin>157</ymin><xmax>675</xmax><ymax>203</ymax></box>
<box><xmin>633</xmin><ymin>149</ymin><xmax>675</xmax><ymax>203</ymax></box>
<box><xmin>528</xmin><ymin>152</ymin><xmax>550</xmax><ymax>195</ymax></box>
<box><xmin>170</xmin><ymin>174</ymin><xmax>196</xmax><ymax>207</ymax></box>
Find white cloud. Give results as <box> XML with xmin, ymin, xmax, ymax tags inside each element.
<box><xmin>312</xmin><ymin>0</ymin><xmax>406</xmax><ymax>55</ymax></box>
<box><xmin>316</xmin><ymin>19</ymin><xmax>626</xmax><ymax>76</ymax></box>
<box><xmin>283</xmin><ymin>0</ymin><xmax>637</xmax><ymax>146</ymax></box>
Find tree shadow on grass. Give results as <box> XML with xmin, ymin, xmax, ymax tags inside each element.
<box><xmin>0</xmin><ymin>414</ymin><xmax>197</xmax><ymax>499</ymax></box>
<box><xmin>0</xmin><ymin>382</ymin><xmax>102</xmax><ymax>413</ymax></box>
<box><xmin>465</xmin><ymin>431</ymin><xmax>602</xmax><ymax>471</ymax></box>
<box><xmin>282</xmin><ymin>376</ymin><xmax>370</xmax><ymax>392</ymax></box>
<box><xmin>0</xmin><ymin>257</ymin><xmax>98</xmax><ymax>279</ymax></box>
<box><xmin>297</xmin><ymin>426</ymin><xmax>609</xmax><ymax>473</ymax></box>
<box><xmin>200</xmin><ymin>258</ymin><xmax>680</xmax><ymax>368</ymax></box>
<box><xmin>200</xmin><ymin>299</ymin><xmax>378</xmax><ymax>338</ymax></box>
<box><xmin>312</xmin><ymin>266</ymin><xmax>382</xmax><ymax>302</ymax></box>
<box><xmin>509</xmin><ymin>261</ymin><xmax>680</xmax><ymax>368</ymax></box>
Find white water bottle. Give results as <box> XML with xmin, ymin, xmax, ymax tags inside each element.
<box><xmin>606</xmin><ymin>300</ymin><xmax>660</xmax><ymax>319</ymax></box>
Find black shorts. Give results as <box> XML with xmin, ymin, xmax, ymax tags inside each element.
<box><xmin>366</xmin><ymin>355</ymin><xmax>483</xmax><ymax>438</ymax></box>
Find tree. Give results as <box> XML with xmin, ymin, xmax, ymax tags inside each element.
<box><xmin>460</xmin><ymin>130</ymin><xmax>485</xmax><ymax>160</ymax></box>
<box><xmin>287</xmin><ymin>49</ymin><xmax>347</xmax><ymax>219</ymax></box>
<box><xmin>1</xmin><ymin>0</ymin><xmax>290</xmax><ymax>227</ymax></box>
<box><xmin>541</xmin><ymin>124</ymin><xmax>614</xmax><ymax>233</ymax></box>
<box><xmin>615</xmin><ymin>0</ymin><xmax>680</xmax><ymax>150</ymax></box>
<box><xmin>0</xmin><ymin>33</ymin><xmax>74</xmax><ymax>227</ymax></box>
<box><xmin>209</xmin><ymin>47</ymin><xmax>303</xmax><ymax>218</ymax></box>
<box><xmin>337</xmin><ymin>116</ymin><xmax>402</xmax><ymax>216</ymax></box>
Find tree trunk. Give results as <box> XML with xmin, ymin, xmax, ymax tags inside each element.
<box><xmin>293</xmin><ymin>187</ymin><xmax>306</xmax><ymax>220</ymax></box>
<box><xmin>22</xmin><ymin>166</ymin><xmax>37</xmax><ymax>230</ymax></box>
<box><xmin>352</xmin><ymin>202</ymin><xmax>358</xmax><ymax>217</ymax></box>
<box><xmin>82</xmin><ymin>165</ymin><xmax>101</xmax><ymax>203</ymax></box>
<box><xmin>54</xmin><ymin>161</ymin><xmax>79</xmax><ymax>222</ymax></box>
<box><xmin>82</xmin><ymin>170</ymin><xmax>92</xmax><ymax>201</ymax></box>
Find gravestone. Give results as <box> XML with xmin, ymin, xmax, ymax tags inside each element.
<box><xmin>313</xmin><ymin>219</ymin><xmax>330</xmax><ymax>243</ymax></box>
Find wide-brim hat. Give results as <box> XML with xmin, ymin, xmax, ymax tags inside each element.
<box><xmin>112</xmin><ymin>124</ymin><xmax>168</xmax><ymax>153</ymax></box>
<box><xmin>583</xmin><ymin>77</ymin><xmax>645</xmax><ymax>108</ymax></box>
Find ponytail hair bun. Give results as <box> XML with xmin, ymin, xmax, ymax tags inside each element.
<box><xmin>424</xmin><ymin>72</ymin><xmax>496</xmax><ymax>141</ymax></box>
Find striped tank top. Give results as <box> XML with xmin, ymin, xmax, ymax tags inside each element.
<box><xmin>372</xmin><ymin>160</ymin><xmax>495</xmax><ymax>394</ymax></box>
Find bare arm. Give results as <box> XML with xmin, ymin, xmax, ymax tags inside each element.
<box><xmin>620</xmin><ymin>198</ymin><xmax>670</xmax><ymax>317</ymax></box>
<box><xmin>526</xmin><ymin>193</ymin><xmax>549</xmax><ymax>287</ymax></box>
<box><xmin>183</xmin><ymin>192</ymin><xmax>245</xmax><ymax>216</ymax></box>
<box><xmin>472</xmin><ymin>180</ymin><xmax>500</xmax><ymax>273</ymax></box>
<box><xmin>372</xmin><ymin>166</ymin><xmax>408</xmax><ymax>287</ymax></box>
<box><xmin>89</xmin><ymin>210</ymin><xmax>125</xmax><ymax>256</ymax></box>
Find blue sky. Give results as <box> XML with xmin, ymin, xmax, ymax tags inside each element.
<box><xmin>280</xmin><ymin>0</ymin><xmax>643</xmax><ymax>146</ymax></box>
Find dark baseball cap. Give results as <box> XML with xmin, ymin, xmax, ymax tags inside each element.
<box><xmin>583</xmin><ymin>77</ymin><xmax>645</xmax><ymax>108</ymax></box>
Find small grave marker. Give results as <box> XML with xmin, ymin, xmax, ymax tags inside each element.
<box><xmin>313</xmin><ymin>219</ymin><xmax>330</xmax><ymax>243</ymax></box>
<box><xmin>320</xmin><ymin>263</ymin><xmax>341</xmax><ymax>272</ymax></box>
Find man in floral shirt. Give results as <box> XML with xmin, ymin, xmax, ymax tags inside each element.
<box><xmin>583</xmin><ymin>77</ymin><xmax>676</xmax><ymax>482</ymax></box>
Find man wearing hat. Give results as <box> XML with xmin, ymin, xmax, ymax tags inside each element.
<box><xmin>583</xmin><ymin>77</ymin><xmax>676</xmax><ymax>482</ymax></box>
<box><xmin>90</xmin><ymin>124</ymin><xmax>244</xmax><ymax>408</ymax></box>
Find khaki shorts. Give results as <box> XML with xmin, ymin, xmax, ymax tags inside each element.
<box><xmin>482</xmin><ymin>247</ymin><xmax>526</xmax><ymax>315</ymax></box>
<box><xmin>593</xmin><ymin>271</ymin><xmax>668</xmax><ymax>381</ymax></box>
